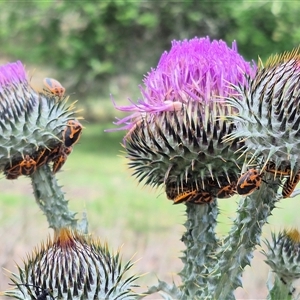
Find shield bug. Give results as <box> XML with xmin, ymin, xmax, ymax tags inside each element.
<box><xmin>216</xmin><ymin>182</ymin><xmax>236</xmax><ymax>198</ymax></box>
<box><xmin>20</xmin><ymin>155</ymin><xmax>37</xmax><ymax>175</ymax></box>
<box><xmin>265</xmin><ymin>161</ymin><xmax>292</xmax><ymax>178</ymax></box>
<box><xmin>63</xmin><ymin>120</ymin><xmax>83</xmax><ymax>147</ymax></box>
<box><xmin>52</xmin><ymin>146</ymin><xmax>72</xmax><ymax>173</ymax></box>
<box><xmin>282</xmin><ymin>173</ymin><xmax>300</xmax><ymax>198</ymax></box>
<box><xmin>236</xmin><ymin>169</ymin><xmax>263</xmax><ymax>196</ymax></box>
<box><xmin>4</xmin><ymin>155</ymin><xmax>37</xmax><ymax>179</ymax></box>
<box><xmin>43</xmin><ymin>77</ymin><xmax>65</xmax><ymax>98</ymax></box>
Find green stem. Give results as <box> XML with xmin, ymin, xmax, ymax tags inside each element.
<box><xmin>210</xmin><ymin>177</ymin><xmax>281</xmax><ymax>299</ymax></box>
<box><xmin>179</xmin><ymin>198</ymin><xmax>218</xmax><ymax>299</ymax></box>
<box><xmin>267</xmin><ymin>273</ymin><xmax>293</xmax><ymax>300</ymax></box>
<box><xmin>30</xmin><ymin>164</ymin><xmax>78</xmax><ymax>230</ymax></box>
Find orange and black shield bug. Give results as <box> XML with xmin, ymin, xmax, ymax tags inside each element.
<box><xmin>52</xmin><ymin>146</ymin><xmax>72</xmax><ymax>173</ymax></box>
<box><xmin>173</xmin><ymin>190</ymin><xmax>198</xmax><ymax>204</ymax></box>
<box><xmin>189</xmin><ymin>190</ymin><xmax>213</xmax><ymax>204</ymax></box>
<box><xmin>63</xmin><ymin>120</ymin><xmax>83</xmax><ymax>147</ymax></box>
<box><xmin>4</xmin><ymin>155</ymin><xmax>37</xmax><ymax>179</ymax></box>
<box><xmin>236</xmin><ymin>169</ymin><xmax>263</xmax><ymax>196</ymax></box>
<box><xmin>34</xmin><ymin>147</ymin><xmax>51</xmax><ymax>167</ymax></box>
<box><xmin>20</xmin><ymin>155</ymin><xmax>37</xmax><ymax>175</ymax></box>
<box><xmin>282</xmin><ymin>173</ymin><xmax>300</xmax><ymax>198</ymax></box>
<box><xmin>216</xmin><ymin>182</ymin><xmax>236</xmax><ymax>199</ymax></box>
<box><xmin>265</xmin><ymin>161</ymin><xmax>291</xmax><ymax>178</ymax></box>
<box><xmin>43</xmin><ymin>77</ymin><xmax>65</xmax><ymax>98</ymax></box>
<box><xmin>4</xmin><ymin>160</ymin><xmax>22</xmax><ymax>179</ymax></box>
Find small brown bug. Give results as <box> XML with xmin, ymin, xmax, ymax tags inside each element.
<box><xmin>282</xmin><ymin>173</ymin><xmax>300</xmax><ymax>198</ymax></box>
<box><xmin>43</xmin><ymin>77</ymin><xmax>65</xmax><ymax>98</ymax></box>
<box><xmin>236</xmin><ymin>169</ymin><xmax>263</xmax><ymax>196</ymax></box>
<box><xmin>63</xmin><ymin>120</ymin><xmax>83</xmax><ymax>147</ymax></box>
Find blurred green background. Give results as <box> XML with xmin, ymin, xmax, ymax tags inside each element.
<box><xmin>1</xmin><ymin>1</ymin><xmax>300</xmax><ymax>299</ymax></box>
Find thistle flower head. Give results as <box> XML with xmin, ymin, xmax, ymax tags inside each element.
<box><xmin>0</xmin><ymin>61</ymin><xmax>83</xmax><ymax>178</ymax></box>
<box><xmin>263</xmin><ymin>228</ymin><xmax>300</xmax><ymax>284</ymax></box>
<box><xmin>111</xmin><ymin>37</ymin><xmax>256</xmax><ymax>203</ymax></box>
<box><xmin>226</xmin><ymin>49</ymin><xmax>300</xmax><ymax>176</ymax></box>
<box><xmin>4</xmin><ymin>228</ymin><xmax>138</xmax><ymax>300</ymax></box>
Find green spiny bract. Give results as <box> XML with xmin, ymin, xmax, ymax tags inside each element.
<box><xmin>4</xmin><ymin>228</ymin><xmax>139</xmax><ymax>300</ymax></box>
<box><xmin>226</xmin><ymin>50</ymin><xmax>300</xmax><ymax>176</ymax></box>
<box><xmin>126</xmin><ymin>101</ymin><xmax>242</xmax><ymax>196</ymax></box>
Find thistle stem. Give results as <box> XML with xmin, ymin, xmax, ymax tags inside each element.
<box><xmin>179</xmin><ymin>199</ymin><xmax>219</xmax><ymax>298</ymax></box>
<box><xmin>210</xmin><ymin>177</ymin><xmax>281</xmax><ymax>299</ymax></box>
<box><xmin>267</xmin><ymin>274</ymin><xmax>293</xmax><ymax>300</ymax></box>
<box><xmin>30</xmin><ymin>164</ymin><xmax>78</xmax><ymax>230</ymax></box>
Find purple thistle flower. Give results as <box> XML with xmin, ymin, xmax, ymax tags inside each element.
<box><xmin>113</xmin><ymin>37</ymin><xmax>256</xmax><ymax>131</ymax></box>
<box><xmin>0</xmin><ymin>61</ymin><xmax>27</xmax><ymax>89</ymax></box>
<box><xmin>110</xmin><ymin>36</ymin><xmax>256</xmax><ymax>201</ymax></box>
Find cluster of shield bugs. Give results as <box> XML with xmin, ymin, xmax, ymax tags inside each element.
<box><xmin>43</xmin><ymin>77</ymin><xmax>65</xmax><ymax>98</ymax></box>
<box><xmin>4</xmin><ymin>119</ymin><xmax>82</xmax><ymax>179</ymax></box>
<box><xmin>165</xmin><ymin>175</ymin><xmax>237</xmax><ymax>205</ymax></box>
<box><xmin>236</xmin><ymin>162</ymin><xmax>300</xmax><ymax>199</ymax></box>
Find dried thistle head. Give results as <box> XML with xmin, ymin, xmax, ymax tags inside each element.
<box><xmin>111</xmin><ymin>37</ymin><xmax>256</xmax><ymax>203</ymax></box>
<box><xmin>4</xmin><ymin>228</ymin><xmax>139</xmax><ymax>300</ymax></box>
<box><xmin>0</xmin><ymin>61</ymin><xmax>83</xmax><ymax>178</ymax></box>
<box><xmin>226</xmin><ymin>48</ymin><xmax>300</xmax><ymax>177</ymax></box>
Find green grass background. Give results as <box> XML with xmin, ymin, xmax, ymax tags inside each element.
<box><xmin>1</xmin><ymin>123</ymin><xmax>300</xmax><ymax>299</ymax></box>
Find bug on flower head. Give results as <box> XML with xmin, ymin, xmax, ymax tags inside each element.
<box><xmin>52</xmin><ymin>146</ymin><xmax>72</xmax><ymax>173</ymax></box>
<box><xmin>236</xmin><ymin>169</ymin><xmax>263</xmax><ymax>196</ymax></box>
<box><xmin>282</xmin><ymin>172</ymin><xmax>300</xmax><ymax>198</ymax></box>
<box><xmin>4</xmin><ymin>155</ymin><xmax>37</xmax><ymax>179</ymax></box>
<box><xmin>63</xmin><ymin>120</ymin><xmax>83</xmax><ymax>147</ymax></box>
<box><xmin>43</xmin><ymin>77</ymin><xmax>65</xmax><ymax>98</ymax></box>
<box><xmin>174</xmin><ymin>189</ymin><xmax>213</xmax><ymax>205</ymax></box>
<box><xmin>216</xmin><ymin>182</ymin><xmax>236</xmax><ymax>198</ymax></box>
<box><xmin>265</xmin><ymin>161</ymin><xmax>292</xmax><ymax>178</ymax></box>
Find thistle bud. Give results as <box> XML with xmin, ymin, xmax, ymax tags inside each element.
<box><xmin>4</xmin><ymin>228</ymin><xmax>138</xmax><ymax>300</ymax></box>
<box><xmin>226</xmin><ymin>49</ymin><xmax>300</xmax><ymax>176</ymax></box>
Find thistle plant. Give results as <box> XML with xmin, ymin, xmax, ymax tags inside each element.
<box><xmin>263</xmin><ymin>228</ymin><xmax>300</xmax><ymax>299</ymax></box>
<box><xmin>111</xmin><ymin>37</ymin><xmax>300</xmax><ymax>299</ymax></box>
<box><xmin>0</xmin><ymin>61</ymin><xmax>139</xmax><ymax>299</ymax></box>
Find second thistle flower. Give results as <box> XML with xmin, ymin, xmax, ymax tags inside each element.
<box><xmin>112</xmin><ymin>37</ymin><xmax>256</xmax><ymax>204</ymax></box>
